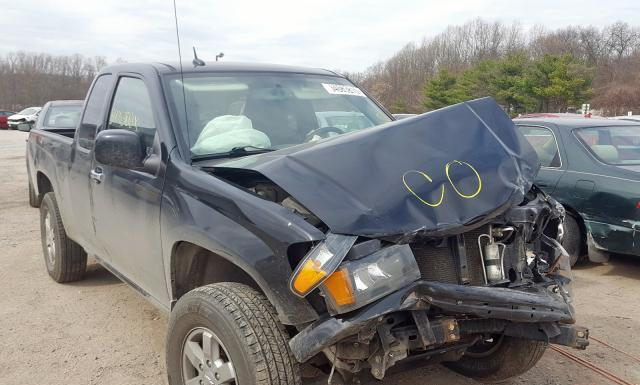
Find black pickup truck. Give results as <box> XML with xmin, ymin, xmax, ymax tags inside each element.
<box><xmin>26</xmin><ymin>62</ymin><xmax>588</xmax><ymax>385</ymax></box>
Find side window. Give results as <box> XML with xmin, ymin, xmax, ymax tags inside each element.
<box><xmin>107</xmin><ymin>77</ymin><xmax>157</xmax><ymax>155</ymax></box>
<box><xmin>78</xmin><ymin>75</ymin><xmax>113</xmax><ymax>149</ymax></box>
<box><xmin>518</xmin><ymin>125</ymin><xmax>561</xmax><ymax>168</ymax></box>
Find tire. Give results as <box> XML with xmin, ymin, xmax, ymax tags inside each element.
<box><xmin>561</xmin><ymin>214</ymin><xmax>582</xmax><ymax>266</ymax></box>
<box><xmin>28</xmin><ymin>179</ymin><xmax>39</xmax><ymax>208</ymax></box>
<box><xmin>167</xmin><ymin>283</ymin><xmax>301</xmax><ymax>385</ymax></box>
<box><xmin>444</xmin><ymin>335</ymin><xmax>547</xmax><ymax>383</ymax></box>
<box><xmin>40</xmin><ymin>192</ymin><xmax>87</xmax><ymax>282</ymax></box>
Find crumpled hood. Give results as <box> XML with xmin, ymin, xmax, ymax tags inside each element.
<box><xmin>212</xmin><ymin>97</ymin><xmax>539</xmax><ymax>237</ymax></box>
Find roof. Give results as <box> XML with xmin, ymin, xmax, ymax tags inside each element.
<box><xmin>46</xmin><ymin>100</ymin><xmax>83</xmax><ymax>106</ymax></box>
<box><xmin>611</xmin><ymin>115</ymin><xmax>640</xmax><ymax>122</ymax></box>
<box><xmin>513</xmin><ymin>116</ymin><xmax>640</xmax><ymax>129</ymax></box>
<box><xmin>518</xmin><ymin>113</ymin><xmax>591</xmax><ymax>118</ymax></box>
<box><xmin>101</xmin><ymin>61</ymin><xmax>343</xmax><ymax>78</ymax></box>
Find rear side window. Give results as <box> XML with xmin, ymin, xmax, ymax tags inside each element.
<box><xmin>106</xmin><ymin>77</ymin><xmax>157</xmax><ymax>154</ymax></box>
<box><xmin>575</xmin><ymin>125</ymin><xmax>640</xmax><ymax>165</ymax></box>
<box><xmin>517</xmin><ymin>125</ymin><xmax>561</xmax><ymax>167</ymax></box>
<box><xmin>78</xmin><ymin>75</ymin><xmax>113</xmax><ymax>149</ymax></box>
<box><xmin>43</xmin><ymin>105</ymin><xmax>83</xmax><ymax>129</ymax></box>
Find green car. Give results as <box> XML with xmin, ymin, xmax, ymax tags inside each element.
<box><xmin>513</xmin><ymin>116</ymin><xmax>640</xmax><ymax>265</ymax></box>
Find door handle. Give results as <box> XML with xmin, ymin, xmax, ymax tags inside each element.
<box><xmin>90</xmin><ymin>167</ymin><xmax>104</xmax><ymax>184</ymax></box>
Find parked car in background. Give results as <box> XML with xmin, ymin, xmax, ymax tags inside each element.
<box><xmin>393</xmin><ymin>113</ymin><xmax>417</xmax><ymax>119</ymax></box>
<box><xmin>8</xmin><ymin>107</ymin><xmax>42</xmax><ymax>129</ymax></box>
<box><xmin>513</xmin><ymin>116</ymin><xmax>640</xmax><ymax>265</ymax></box>
<box><xmin>19</xmin><ymin>100</ymin><xmax>83</xmax><ymax>132</ymax></box>
<box><xmin>0</xmin><ymin>110</ymin><xmax>16</xmax><ymax>129</ymax></box>
<box><xmin>611</xmin><ymin>115</ymin><xmax>640</xmax><ymax>123</ymax></box>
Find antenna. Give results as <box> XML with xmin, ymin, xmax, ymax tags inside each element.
<box><xmin>172</xmin><ymin>0</ymin><xmax>191</xmax><ymax>153</ymax></box>
<box><xmin>192</xmin><ymin>47</ymin><xmax>206</xmax><ymax>67</ymax></box>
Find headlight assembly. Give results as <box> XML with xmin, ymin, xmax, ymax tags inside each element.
<box><xmin>320</xmin><ymin>244</ymin><xmax>421</xmax><ymax>315</ymax></box>
<box><xmin>289</xmin><ymin>233</ymin><xmax>357</xmax><ymax>297</ymax></box>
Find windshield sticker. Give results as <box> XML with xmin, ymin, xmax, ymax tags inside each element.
<box><xmin>322</xmin><ymin>83</ymin><xmax>366</xmax><ymax>97</ymax></box>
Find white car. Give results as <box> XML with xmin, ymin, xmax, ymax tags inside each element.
<box><xmin>8</xmin><ymin>107</ymin><xmax>42</xmax><ymax>129</ymax></box>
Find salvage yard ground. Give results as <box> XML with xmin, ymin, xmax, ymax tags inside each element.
<box><xmin>0</xmin><ymin>130</ymin><xmax>639</xmax><ymax>385</ymax></box>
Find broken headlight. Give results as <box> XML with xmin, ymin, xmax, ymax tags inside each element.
<box><xmin>289</xmin><ymin>233</ymin><xmax>357</xmax><ymax>297</ymax></box>
<box><xmin>541</xmin><ymin>235</ymin><xmax>574</xmax><ymax>301</ymax></box>
<box><xmin>320</xmin><ymin>244</ymin><xmax>421</xmax><ymax>315</ymax></box>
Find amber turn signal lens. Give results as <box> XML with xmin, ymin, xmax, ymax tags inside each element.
<box><xmin>292</xmin><ymin>259</ymin><xmax>328</xmax><ymax>296</ymax></box>
<box><xmin>322</xmin><ymin>268</ymin><xmax>355</xmax><ymax>307</ymax></box>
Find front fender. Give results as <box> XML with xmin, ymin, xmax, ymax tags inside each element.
<box><xmin>161</xmin><ymin>158</ymin><xmax>325</xmax><ymax>325</ymax></box>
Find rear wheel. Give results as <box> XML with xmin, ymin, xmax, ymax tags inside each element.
<box><xmin>166</xmin><ymin>283</ymin><xmax>301</xmax><ymax>385</ymax></box>
<box><xmin>444</xmin><ymin>335</ymin><xmax>547</xmax><ymax>382</ymax></box>
<box><xmin>39</xmin><ymin>192</ymin><xmax>87</xmax><ymax>282</ymax></box>
<box><xmin>28</xmin><ymin>179</ymin><xmax>38</xmax><ymax>208</ymax></box>
<box><xmin>561</xmin><ymin>214</ymin><xmax>582</xmax><ymax>266</ymax></box>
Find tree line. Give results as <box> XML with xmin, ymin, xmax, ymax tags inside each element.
<box><xmin>0</xmin><ymin>52</ymin><xmax>110</xmax><ymax>111</ymax></box>
<box><xmin>348</xmin><ymin>19</ymin><xmax>640</xmax><ymax>116</ymax></box>
<box><xmin>1</xmin><ymin>20</ymin><xmax>639</xmax><ymax>116</ymax></box>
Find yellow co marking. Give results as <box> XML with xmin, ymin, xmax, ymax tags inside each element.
<box><xmin>403</xmin><ymin>160</ymin><xmax>482</xmax><ymax>207</ymax></box>
<box><xmin>402</xmin><ymin>170</ymin><xmax>445</xmax><ymax>207</ymax></box>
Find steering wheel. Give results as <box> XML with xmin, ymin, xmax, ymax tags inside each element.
<box><xmin>305</xmin><ymin>126</ymin><xmax>345</xmax><ymax>142</ymax></box>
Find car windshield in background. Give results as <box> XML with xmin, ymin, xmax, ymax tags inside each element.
<box><xmin>18</xmin><ymin>107</ymin><xmax>38</xmax><ymax>115</ymax></box>
<box><xmin>44</xmin><ymin>105</ymin><xmax>82</xmax><ymax>128</ymax></box>
<box><xmin>575</xmin><ymin>125</ymin><xmax>640</xmax><ymax>165</ymax></box>
<box><xmin>164</xmin><ymin>73</ymin><xmax>391</xmax><ymax>158</ymax></box>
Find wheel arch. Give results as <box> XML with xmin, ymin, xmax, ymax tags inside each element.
<box><xmin>170</xmin><ymin>241</ymin><xmax>264</xmax><ymax>303</ymax></box>
<box><xmin>36</xmin><ymin>171</ymin><xmax>54</xmax><ymax>200</ymax></box>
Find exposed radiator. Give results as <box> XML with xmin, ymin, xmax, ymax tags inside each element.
<box><xmin>410</xmin><ymin>225</ymin><xmax>489</xmax><ymax>286</ymax></box>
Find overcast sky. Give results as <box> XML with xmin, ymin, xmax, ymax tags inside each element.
<box><xmin>2</xmin><ymin>0</ymin><xmax>638</xmax><ymax>72</ymax></box>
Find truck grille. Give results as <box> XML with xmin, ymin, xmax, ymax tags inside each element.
<box><xmin>410</xmin><ymin>225</ymin><xmax>489</xmax><ymax>286</ymax></box>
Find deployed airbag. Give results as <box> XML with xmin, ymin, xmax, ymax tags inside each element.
<box><xmin>191</xmin><ymin>115</ymin><xmax>271</xmax><ymax>155</ymax></box>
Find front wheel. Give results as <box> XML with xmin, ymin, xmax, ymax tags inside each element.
<box><xmin>444</xmin><ymin>335</ymin><xmax>547</xmax><ymax>382</ymax></box>
<box><xmin>166</xmin><ymin>283</ymin><xmax>301</xmax><ymax>385</ymax></box>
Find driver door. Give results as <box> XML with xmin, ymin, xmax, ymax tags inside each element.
<box><xmin>89</xmin><ymin>75</ymin><xmax>168</xmax><ymax>302</ymax></box>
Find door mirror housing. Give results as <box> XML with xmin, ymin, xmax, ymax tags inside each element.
<box><xmin>94</xmin><ymin>129</ymin><xmax>144</xmax><ymax>169</ymax></box>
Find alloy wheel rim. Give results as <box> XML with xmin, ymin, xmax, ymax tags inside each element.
<box><xmin>182</xmin><ymin>327</ymin><xmax>236</xmax><ymax>385</ymax></box>
<box><xmin>44</xmin><ymin>212</ymin><xmax>55</xmax><ymax>267</ymax></box>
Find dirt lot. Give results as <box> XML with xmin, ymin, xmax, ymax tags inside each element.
<box><xmin>1</xmin><ymin>129</ymin><xmax>639</xmax><ymax>385</ymax></box>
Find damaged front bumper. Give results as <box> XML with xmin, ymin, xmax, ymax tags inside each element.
<box><xmin>289</xmin><ymin>280</ymin><xmax>588</xmax><ymax>363</ymax></box>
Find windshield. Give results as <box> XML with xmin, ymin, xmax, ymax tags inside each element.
<box><xmin>164</xmin><ymin>73</ymin><xmax>391</xmax><ymax>157</ymax></box>
<box><xmin>43</xmin><ymin>105</ymin><xmax>82</xmax><ymax>128</ymax></box>
<box><xmin>18</xmin><ymin>107</ymin><xmax>39</xmax><ymax>115</ymax></box>
<box><xmin>575</xmin><ymin>125</ymin><xmax>640</xmax><ymax>165</ymax></box>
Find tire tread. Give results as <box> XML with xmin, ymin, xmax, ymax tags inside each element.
<box><xmin>40</xmin><ymin>192</ymin><xmax>87</xmax><ymax>282</ymax></box>
<box><xmin>168</xmin><ymin>283</ymin><xmax>301</xmax><ymax>385</ymax></box>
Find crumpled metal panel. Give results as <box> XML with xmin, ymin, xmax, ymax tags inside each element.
<box><xmin>214</xmin><ymin>97</ymin><xmax>539</xmax><ymax>237</ymax></box>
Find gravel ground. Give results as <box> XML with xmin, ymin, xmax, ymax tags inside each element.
<box><xmin>1</xmin><ymin>129</ymin><xmax>639</xmax><ymax>385</ymax></box>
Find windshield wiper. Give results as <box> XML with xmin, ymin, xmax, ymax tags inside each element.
<box><xmin>191</xmin><ymin>146</ymin><xmax>275</xmax><ymax>162</ymax></box>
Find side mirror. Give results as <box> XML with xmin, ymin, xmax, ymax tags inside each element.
<box><xmin>94</xmin><ymin>129</ymin><xmax>144</xmax><ymax>169</ymax></box>
<box><xmin>17</xmin><ymin>122</ymin><xmax>33</xmax><ymax>131</ymax></box>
